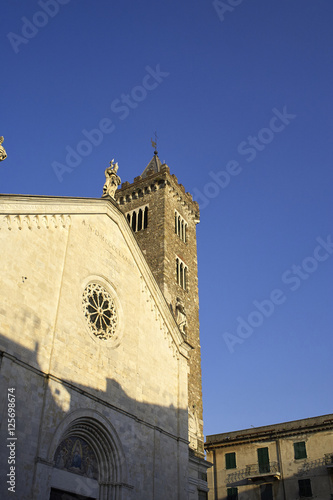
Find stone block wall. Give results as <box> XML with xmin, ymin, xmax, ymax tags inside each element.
<box><xmin>0</xmin><ymin>197</ymin><xmax>191</xmax><ymax>499</ymax></box>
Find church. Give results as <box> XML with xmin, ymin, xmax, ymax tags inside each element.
<box><xmin>0</xmin><ymin>151</ymin><xmax>209</xmax><ymax>499</ymax></box>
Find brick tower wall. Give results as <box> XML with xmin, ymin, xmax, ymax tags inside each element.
<box><xmin>115</xmin><ymin>165</ymin><xmax>204</xmax><ymax>457</ymax></box>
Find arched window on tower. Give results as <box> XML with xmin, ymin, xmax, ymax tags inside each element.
<box><xmin>176</xmin><ymin>258</ymin><xmax>179</xmax><ymax>285</ymax></box>
<box><xmin>131</xmin><ymin>211</ymin><xmax>136</xmax><ymax>232</ymax></box>
<box><xmin>175</xmin><ymin>210</ymin><xmax>187</xmax><ymax>243</ymax></box>
<box><xmin>176</xmin><ymin>256</ymin><xmax>188</xmax><ymax>290</ymax></box>
<box><xmin>137</xmin><ymin>209</ymin><xmax>143</xmax><ymax>231</ymax></box>
<box><xmin>126</xmin><ymin>205</ymin><xmax>149</xmax><ymax>233</ymax></box>
<box><xmin>180</xmin><ymin>262</ymin><xmax>184</xmax><ymax>288</ymax></box>
<box><xmin>144</xmin><ymin>206</ymin><xmax>148</xmax><ymax>229</ymax></box>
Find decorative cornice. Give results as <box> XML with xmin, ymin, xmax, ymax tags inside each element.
<box><xmin>205</xmin><ymin>415</ymin><xmax>333</xmax><ymax>449</ymax></box>
<box><xmin>0</xmin><ymin>214</ymin><xmax>71</xmax><ymax>231</ymax></box>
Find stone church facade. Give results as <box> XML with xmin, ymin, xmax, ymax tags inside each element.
<box><xmin>0</xmin><ymin>153</ymin><xmax>209</xmax><ymax>499</ymax></box>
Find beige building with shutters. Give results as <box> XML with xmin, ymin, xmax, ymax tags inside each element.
<box><xmin>205</xmin><ymin>414</ymin><xmax>333</xmax><ymax>500</ymax></box>
<box><xmin>0</xmin><ymin>152</ymin><xmax>209</xmax><ymax>500</ymax></box>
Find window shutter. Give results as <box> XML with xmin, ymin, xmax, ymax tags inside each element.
<box><xmin>227</xmin><ymin>487</ymin><xmax>238</xmax><ymax>500</ymax></box>
<box><xmin>294</xmin><ymin>441</ymin><xmax>307</xmax><ymax>459</ymax></box>
<box><xmin>260</xmin><ymin>484</ymin><xmax>273</xmax><ymax>500</ymax></box>
<box><xmin>257</xmin><ymin>447</ymin><xmax>270</xmax><ymax>473</ymax></box>
<box><xmin>298</xmin><ymin>478</ymin><xmax>312</xmax><ymax>497</ymax></box>
<box><xmin>225</xmin><ymin>452</ymin><xmax>236</xmax><ymax>469</ymax></box>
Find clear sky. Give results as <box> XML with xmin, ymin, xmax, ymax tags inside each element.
<box><xmin>2</xmin><ymin>1</ymin><xmax>332</xmax><ymax>436</ymax></box>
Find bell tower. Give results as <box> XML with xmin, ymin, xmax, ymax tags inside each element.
<box><xmin>115</xmin><ymin>149</ymin><xmax>205</xmax><ymax>460</ymax></box>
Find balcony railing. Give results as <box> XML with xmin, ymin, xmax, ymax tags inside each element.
<box><xmin>227</xmin><ymin>455</ymin><xmax>333</xmax><ymax>484</ymax></box>
<box><xmin>296</xmin><ymin>454</ymin><xmax>333</xmax><ymax>476</ymax></box>
<box><xmin>227</xmin><ymin>462</ymin><xmax>280</xmax><ymax>484</ymax></box>
<box><xmin>325</xmin><ymin>453</ymin><xmax>333</xmax><ymax>467</ymax></box>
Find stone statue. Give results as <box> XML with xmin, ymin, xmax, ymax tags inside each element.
<box><xmin>102</xmin><ymin>159</ymin><xmax>121</xmax><ymax>199</ymax></box>
<box><xmin>0</xmin><ymin>137</ymin><xmax>7</xmax><ymax>161</ymax></box>
<box><xmin>175</xmin><ymin>297</ymin><xmax>187</xmax><ymax>334</ymax></box>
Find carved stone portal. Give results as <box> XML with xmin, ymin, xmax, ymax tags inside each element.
<box><xmin>0</xmin><ymin>137</ymin><xmax>7</xmax><ymax>161</ymax></box>
<box><xmin>102</xmin><ymin>159</ymin><xmax>121</xmax><ymax>199</ymax></box>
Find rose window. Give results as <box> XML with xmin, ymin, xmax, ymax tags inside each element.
<box><xmin>82</xmin><ymin>283</ymin><xmax>118</xmax><ymax>340</ymax></box>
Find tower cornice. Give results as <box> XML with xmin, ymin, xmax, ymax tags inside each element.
<box><xmin>115</xmin><ymin>165</ymin><xmax>200</xmax><ymax>223</ymax></box>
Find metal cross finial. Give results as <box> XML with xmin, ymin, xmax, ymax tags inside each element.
<box><xmin>151</xmin><ymin>131</ymin><xmax>158</xmax><ymax>153</ymax></box>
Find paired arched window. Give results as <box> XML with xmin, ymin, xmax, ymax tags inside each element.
<box><xmin>126</xmin><ymin>205</ymin><xmax>148</xmax><ymax>232</ymax></box>
<box><xmin>175</xmin><ymin>211</ymin><xmax>187</xmax><ymax>243</ymax></box>
<box><xmin>176</xmin><ymin>257</ymin><xmax>188</xmax><ymax>290</ymax></box>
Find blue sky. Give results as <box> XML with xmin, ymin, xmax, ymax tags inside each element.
<box><xmin>2</xmin><ymin>0</ymin><xmax>332</xmax><ymax>436</ymax></box>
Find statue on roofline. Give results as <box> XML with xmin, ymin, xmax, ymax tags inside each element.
<box><xmin>0</xmin><ymin>137</ymin><xmax>7</xmax><ymax>161</ymax></box>
<box><xmin>102</xmin><ymin>159</ymin><xmax>121</xmax><ymax>199</ymax></box>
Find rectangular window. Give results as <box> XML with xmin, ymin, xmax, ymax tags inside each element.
<box><xmin>260</xmin><ymin>484</ymin><xmax>273</xmax><ymax>500</ymax></box>
<box><xmin>298</xmin><ymin>479</ymin><xmax>312</xmax><ymax>497</ymax></box>
<box><xmin>225</xmin><ymin>452</ymin><xmax>236</xmax><ymax>469</ymax></box>
<box><xmin>257</xmin><ymin>447</ymin><xmax>270</xmax><ymax>474</ymax></box>
<box><xmin>227</xmin><ymin>487</ymin><xmax>238</xmax><ymax>500</ymax></box>
<box><xmin>294</xmin><ymin>441</ymin><xmax>307</xmax><ymax>460</ymax></box>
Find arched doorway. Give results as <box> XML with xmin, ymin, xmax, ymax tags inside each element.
<box><xmin>48</xmin><ymin>410</ymin><xmax>131</xmax><ymax>500</ymax></box>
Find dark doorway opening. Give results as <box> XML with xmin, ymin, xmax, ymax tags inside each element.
<box><xmin>49</xmin><ymin>488</ymin><xmax>96</xmax><ymax>500</ymax></box>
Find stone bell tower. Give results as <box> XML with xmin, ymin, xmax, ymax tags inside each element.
<box><xmin>115</xmin><ymin>150</ymin><xmax>205</xmax><ymax>459</ymax></box>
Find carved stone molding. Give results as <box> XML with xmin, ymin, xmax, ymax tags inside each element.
<box><xmin>0</xmin><ymin>214</ymin><xmax>71</xmax><ymax>231</ymax></box>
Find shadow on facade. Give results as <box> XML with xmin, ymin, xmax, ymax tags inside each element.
<box><xmin>0</xmin><ymin>332</ymin><xmax>189</xmax><ymax>500</ymax></box>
